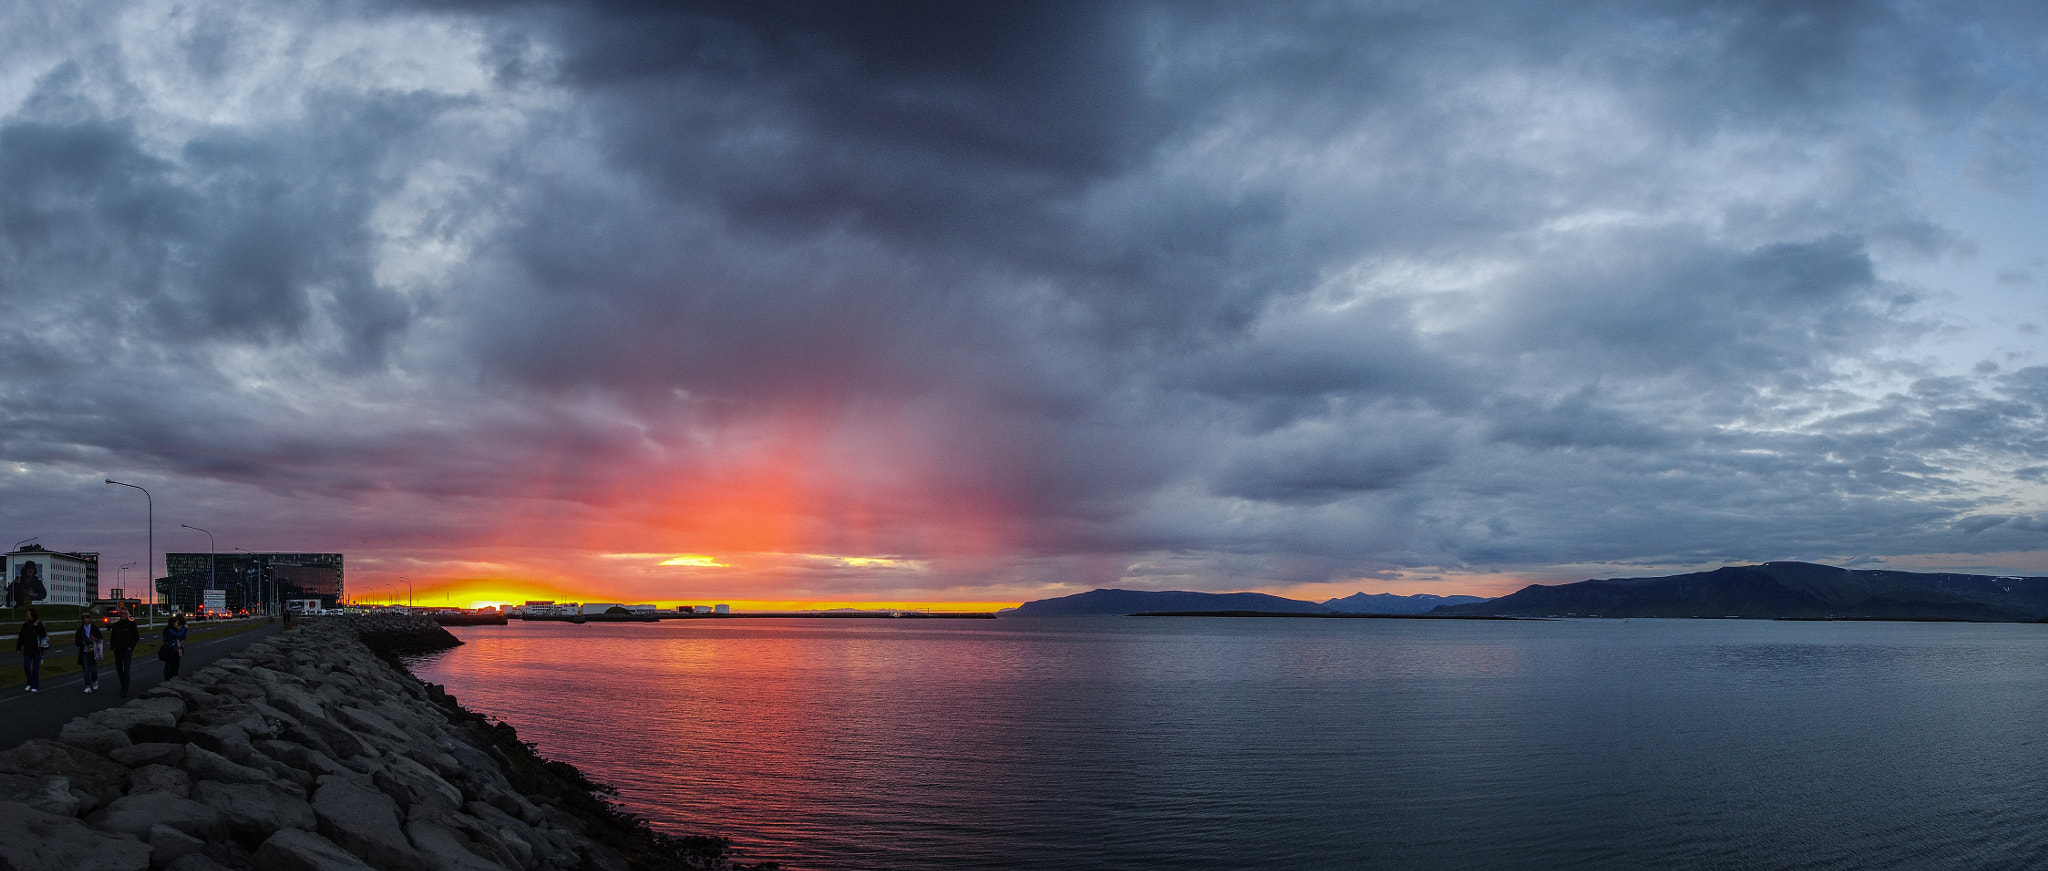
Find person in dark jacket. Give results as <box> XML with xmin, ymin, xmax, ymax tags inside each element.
<box><xmin>74</xmin><ymin>615</ymin><xmax>104</xmax><ymax>693</ymax></box>
<box><xmin>14</xmin><ymin>607</ymin><xmax>47</xmax><ymax>693</ymax></box>
<box><xmin>109</xmin><ymin>610</ymin><xmax>140</xmax><ymax>696</ymax></box>
<box><xmin>160</xmin><ymin>615</ymin><xmax>188</xmax><ymax>680</ymax></box>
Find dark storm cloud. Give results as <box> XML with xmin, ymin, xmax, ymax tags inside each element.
<box><xmin>0</xmin><ymin>63</ymin><xmax>433</xmax><ymax>367</ymax></box>
<box><xmin>3</xmin><ymin>0</ymin><xmax>2046</xmax><ymax>596</ymax></box>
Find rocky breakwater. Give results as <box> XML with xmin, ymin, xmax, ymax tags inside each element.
<box><xmin>0</xmin><ymin>613</ymin><xmax>762</xmax><ymax>871</ymax></box>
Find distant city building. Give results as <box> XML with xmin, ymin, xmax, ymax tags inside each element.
<box><xmin>580</xmin><ymin>603</ymin><xmax>625</xmax><ymax>616</ymax></box>
<box><xmin>163</xmin><ymin>552</ymin><xmax>342</xmax><ymax>611</ymax></box>
<box><xmin>715</xmin><ymin>604</ymin><xmax>730</xmax><ymax>615</ymax></box>
<box><xmin>3</xmin><ymin>545</ymin><xmax>98</xmax><ymax>607</ymax></box>
<box><xmin>692</xmin><ymin>605</ymin><xmax>712</xmax><ymax>615</ymax></box>
<box><xmin>625</xmin><ymin>604</ymin><xmax>657</xmax><ymax>614</ymax></box>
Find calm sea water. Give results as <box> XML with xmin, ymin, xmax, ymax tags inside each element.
<box><xmin>408</xmin><ymin>617</ymin><xmax>2048</xmax><ymax>870</ymax></box>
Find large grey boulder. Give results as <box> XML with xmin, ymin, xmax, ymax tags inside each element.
<box><xmin>266</xmin><ymin>683</ymin><xmax>332</xmax><ymax>723</ymax></box>
<box><xmin>148</xmin><ymin>822</ymin><xmax>210</xmax><ymax>866</ymax></box>
<box><xmin>405</xmin><ymin>818</ymin><xmax>514</xmax><ymax>871</ymax></box>
<box><xmin>0</xmin><ymin>773</ymin><xmax>83</xmax><ymax>817</ymax></box>
<box><xmin>0</xmin><ymin>799</ymin><xmax>151</xmax><ymax>871</ymax></box>
<box><xmin>312</xmin><ymin>774</ymin><xmax>428</xmax><ymax>871</ymax></box>
<box><xmin>244</xmin><ymin>696</ymin><xmax>305</xmax><ymax>730</ymax></box>
<box><xmin>165</xmin><ymin>853</ymin><xmax>238</xmax><ymax>871</ymax></box>
<box><xmin>127</xmin><ymin>763</ymin><xmax>194</xmax><ymax>797</ymax></box>
<box><xmin>438</xmin><ymin>805</ymin><xmax>537</xmax><ymax>871</ymax></box>
<box><xmin>87</xmin><ymin>700</ymin><xmax>179</xmax><ymax>735</ymax></box>
<box><xmin>60</xmin><ymin>718</ymin><xmax>135</xmax><ymax>755</ymax></box>
<box><xmin>294</xmin><ymin>716</ymin><xmax>375</xmax><ymax>759</ymax></box>
<box><xmin>337</xmin><ymin>706</ymin><xmax>411</xmax><ymax>745</ymax></box>
<box><xmin>181</xmin><ymin>743</ymin><xmax>273</xmax><ymax>786</ymax></box>
<box><xmin>259</xmin><ymin>738</ymin><xmax>354</xmax><ymax>780</ymax></box>
<box><xmin>86</xmin><ymin>789</ymin><xmax>228</xmax><ymax>841</ymax></box>
<box><xmin>473</xmin><ymin>783</ymin><xmax>545</xmax><ymax>827</ymax></box>
<box><xmin>252</xmin><ymin>827</ymin><xmax>379</xmax><ymax>871</ymax></box>
<box><xmin>132</xmin><ymin>693</ymin><xmax>188</xmax><ymax>720</ymax></box>
<box><xmin>373</xmin><ymin>753</ymin><xmax>465</xmax><ymax>817</ymax></box>
<box><xmin>184</xmin><ymin>705</ymin><xmax>272</xmax><ymax>741</ymax></box>
<box><xmin>0</xmin><ymin>739</ymin><xmax>131</xmax><ymax>809</ymax></box>
<box><xmin>193</xmin><ymin>780</ymin><xmax>317</xmax><ymax>844</ymax></box>
<box><xmin>108</xmin><ymin>741</ymin><xmax>186</xmax><ymax>768</ymax></box>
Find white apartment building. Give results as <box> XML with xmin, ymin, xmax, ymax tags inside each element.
<box><xmin>3</xmin><ymin>545</ymin><xmax>98</xmax><ymax>607</ymax></box>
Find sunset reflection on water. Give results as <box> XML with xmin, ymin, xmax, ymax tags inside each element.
<box><xmin>408</xmin><ymin>618</ymin><xmax>2048</xmax><ymax>871</ymax></box>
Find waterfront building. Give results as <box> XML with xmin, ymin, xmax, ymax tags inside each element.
<box><xmin>715</xmin><ymin>604</ymin><xmax>730</xmax><ymax>615</ymax></box>
<box><xmin>580</xmin><ymin>603</ymin><xmax>626</xmax><ymax>616</ymax></box>
<box><xmin>692</xmin><ymin>605</ymin><xmax>712</xmax><ymax>615</ymax></box>
<box><xmin>625</xmin><ymin>604</ymin><xmax>657</xmax><ymax>614</ymax></box>
<box><xmin>163</xmin><ymin>552</ymin><xmax>343</xmax><ymax>611</ymax></box>
<box><xmin>3</xmin><ymin>545</ymin><xmax>98</xmax><ymax>606</ymax></box>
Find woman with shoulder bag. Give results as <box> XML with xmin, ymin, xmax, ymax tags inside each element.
<box><xmin>14</xmin><ymin>607</ymin><xmax>48</xmax><ymax>693</ymax></box>
<box><xmin>160</xmin><ymin>615</ymin><xmax>188</xmax><ymax>680</ymax></box>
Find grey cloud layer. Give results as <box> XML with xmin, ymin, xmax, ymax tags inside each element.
<box><xmin>3</xmin><ymin>0</ymin><xmax>2046</xmax><ymax>591</ymax></box>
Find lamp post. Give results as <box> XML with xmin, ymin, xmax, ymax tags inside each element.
<box><xmin>104</xmin><ymin>480</ymin><xmax>154</xmax><ymax>628</ymax></box>
<box><xmin>181</xmin><ymin>524</ymin><xmax>213</xmax><ymax>614</ymax></box>
<box><xmin>398</xmin><ymin>576</ymin><xmax>414</xmax><ymax>608</ymax></box>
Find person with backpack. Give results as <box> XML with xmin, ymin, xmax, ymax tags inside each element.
<box><xmin>74</xmin><ymin>614</ymin><xmax>104</xmax><ymax>693</ymax></box>
<box><xmin>109</xmin><ymin>609</ymin><xmax>140</xmax><ymax>695</ymax></box>
<box><xmin>14</xmin><ymin>607</ymin><xmax>48</xmax><ymax>693</ymax></box>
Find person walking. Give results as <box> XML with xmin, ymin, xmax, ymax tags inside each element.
<box><xmin>74</xmin><ymin>613</ymin><xmax>104</xmax><ymax>693</ymax></box>
<box><xmin>109</xmin><ymin>609</ymin><xmax>140</xmax><ymax>696</ymax></box>
<box><xmin>160</xmin><ymin>615</ymin><xmax>188</xmax><ymax>680</ymax></box>
<box><xmin>14</xmin><ymin>607</ymin><xmax>48</xmax><ymax>693</ymax></box>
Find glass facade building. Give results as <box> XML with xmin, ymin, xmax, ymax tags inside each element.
<box><xmin>161</xmin><ymin>552</ymin><xmax>343</xmax><ymax>611</ymax></box>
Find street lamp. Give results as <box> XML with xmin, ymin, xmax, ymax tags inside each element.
<box><xmin>398</xmin><ymin>576</ymin><xmax>414</xmax><ymax>608</ymax></box>
<box><xmin>104</xmin><ymin>480</ymin><xmax>154</xmax><ymax>628</ymax></box>
<box><xmin>181</xmin><ymin>524</ymin><xmax>213</xmax><ymax>614</ymax></box>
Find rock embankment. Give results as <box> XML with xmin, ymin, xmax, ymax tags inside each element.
<box><xmin>0</xmin><ymin>613</ymin><xmax>765</xmax><ymax>871</ymax></box>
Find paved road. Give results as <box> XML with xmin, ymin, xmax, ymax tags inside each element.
<box><xmin>0</xmin><ymin>620</ymin><xmax>286</xmax><ymax>751</ymax></box>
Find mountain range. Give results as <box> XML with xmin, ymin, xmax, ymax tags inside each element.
<box><xmin>1001</xmin><ymin>588</ymin><xmax>1488</xmax><ymax>616</ymax></box>
<box><xmin>1322</xmin><ymin>592</ymin><xmax>1490</xmax><ymax>614</ymax></box>
<box><xmin>1435</xmin><ymin>562</ymin><xmax>2048</xmax><ymax>620</ymax></box>
<box><xmin>1002</xmin><ymin>563</ymin><xmax>2048</xmax><ymax>621</ymax></box>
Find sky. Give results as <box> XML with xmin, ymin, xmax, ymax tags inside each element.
<box><xmin>2</xmin><ymin>0</ymin><xmax>2045</xmax><ymax>609</ymax></box>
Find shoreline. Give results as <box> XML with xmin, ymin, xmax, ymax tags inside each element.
<box><xmin>0</xmin><ymin>612</ymin><xmax>780</xmax><ymax>870</ymax></box>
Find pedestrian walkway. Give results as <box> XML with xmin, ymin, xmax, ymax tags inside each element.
<box><xmin>0</xmin><ymin>620</ymin><xmax>285</xmax><ymax>751</ymax></box>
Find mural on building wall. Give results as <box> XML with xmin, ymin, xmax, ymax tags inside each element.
<box><xmin>7</xmin><ymin>560</ymin><xmax>47</xmax><ymax>606</ymax></box>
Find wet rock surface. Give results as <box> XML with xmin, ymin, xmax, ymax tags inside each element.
<box><xmin>0</xmin><ymin>614</ymin><xmax>771</xmax><ymax>870</ymax></box>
